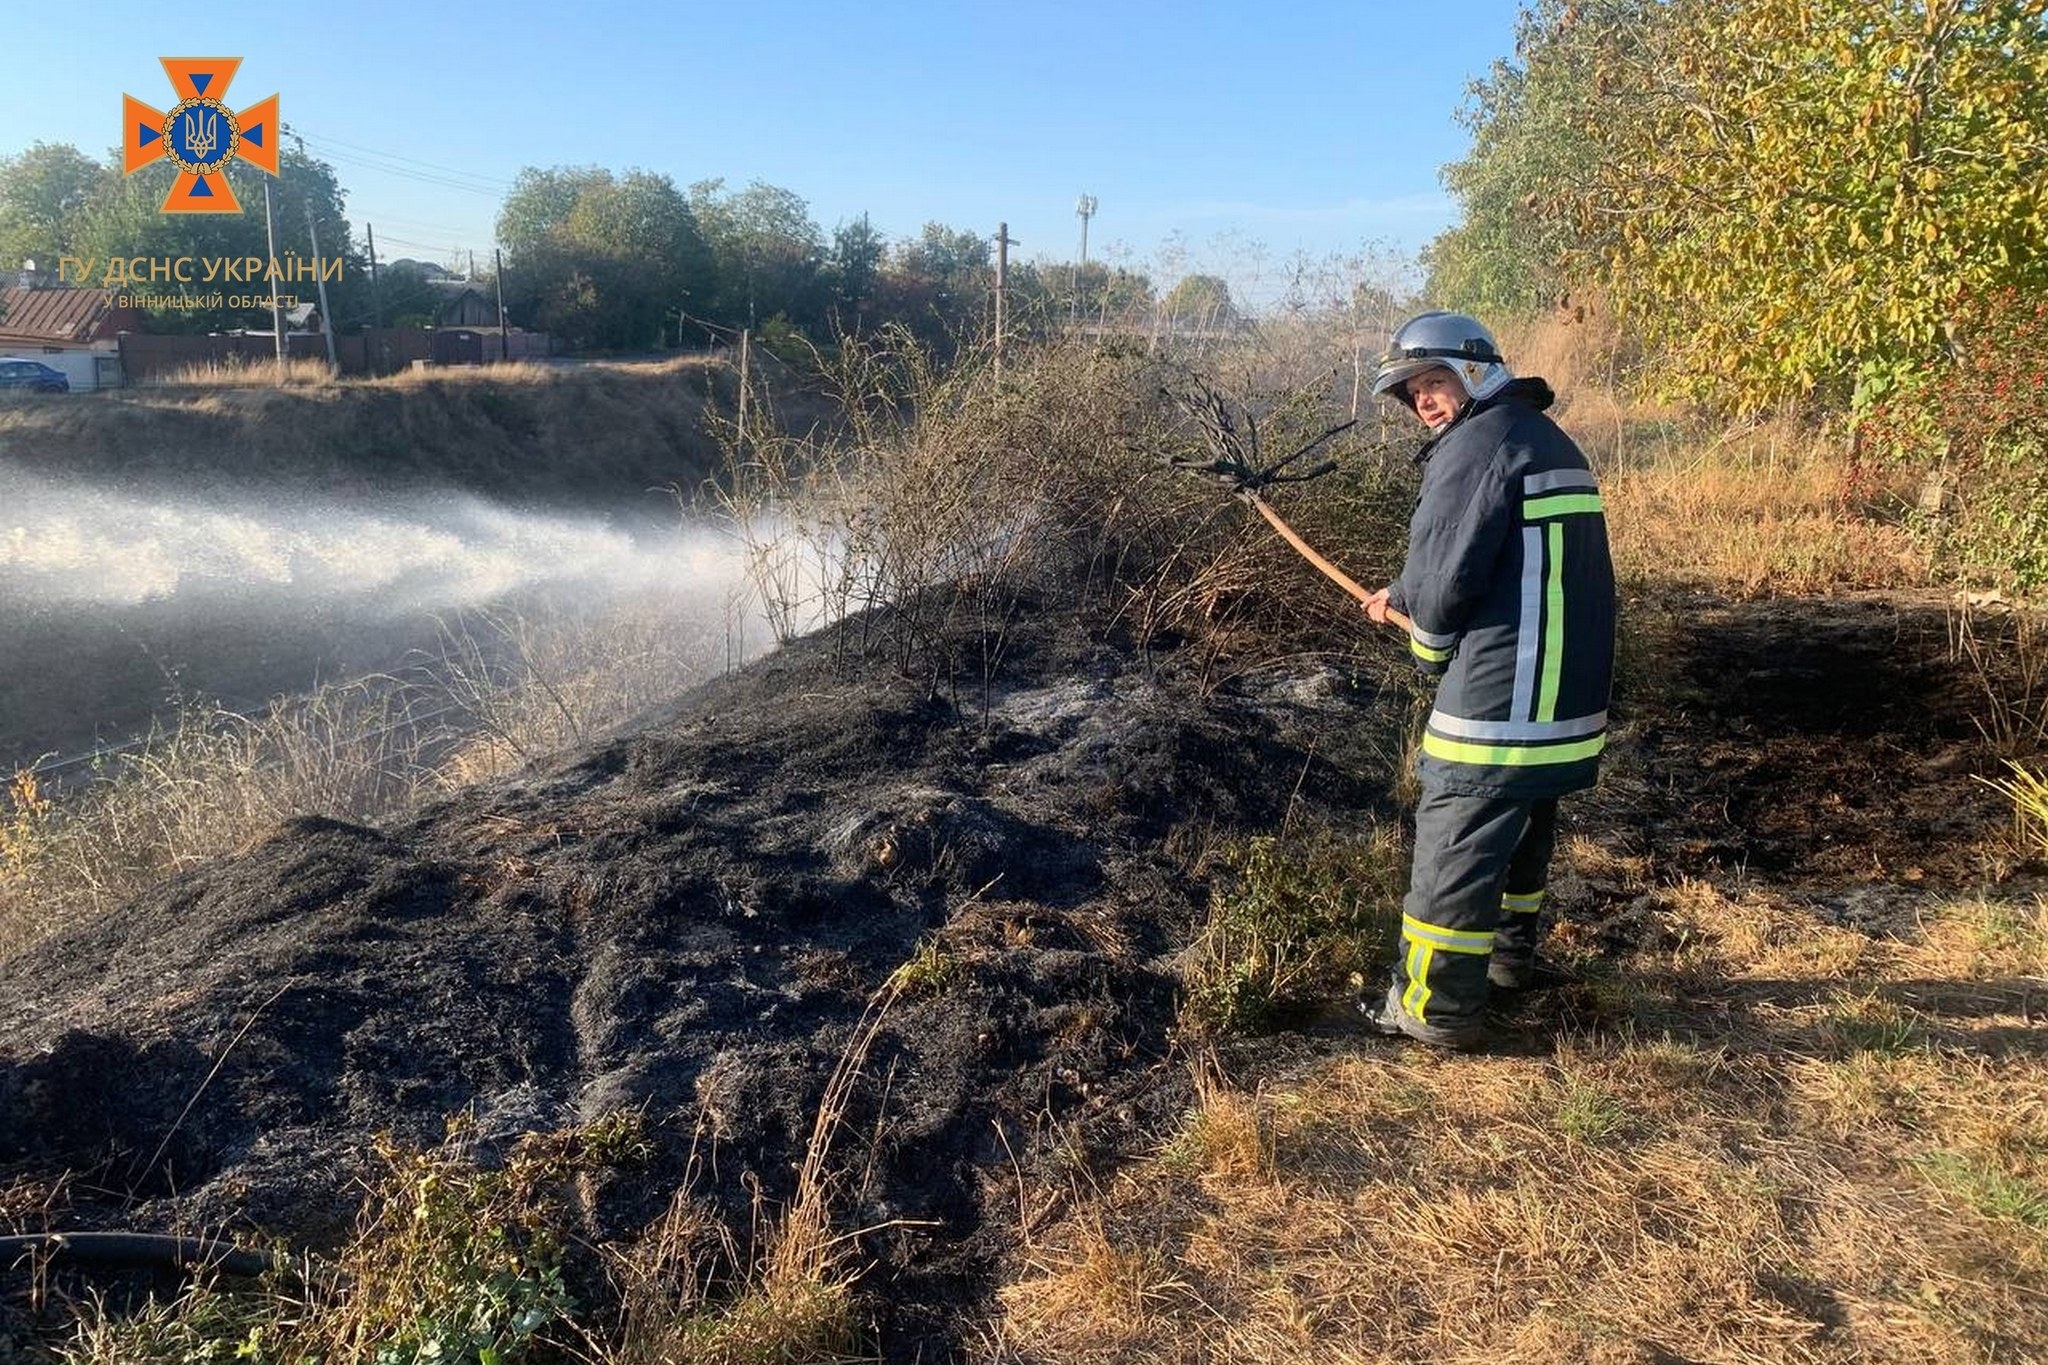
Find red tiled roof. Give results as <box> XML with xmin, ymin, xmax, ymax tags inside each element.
<box><xmin>0</xmin><ymin>287</ymin><xmax>130</xmax><ymax>345</ymax></box>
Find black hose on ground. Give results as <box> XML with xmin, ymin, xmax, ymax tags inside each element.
<box><xmin>0</xmin><ymin>1232</ymin><xmax>283</xmax><ymax>1280</ymax></box>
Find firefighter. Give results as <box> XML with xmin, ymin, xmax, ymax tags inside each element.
<box><xmin>1358</xmin><ymin>310</ymin><xmax>1616</xmax><ymax>1048</ymax></box>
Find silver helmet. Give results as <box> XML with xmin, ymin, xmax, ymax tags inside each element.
<box><xmin>1371</xmin><ymin>310</ymin><xmax>1514</xmax><ymax>408</ymax></box>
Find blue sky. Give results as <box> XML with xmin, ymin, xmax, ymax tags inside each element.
<box><xmin>1</xmin><ymin>0</ymin><xmax>1526</xmax><ymax>306</ymax></box>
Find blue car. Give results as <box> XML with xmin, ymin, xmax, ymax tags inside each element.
<box><xmin>0</xmin><ymin>357</ymin><xmax>70</xmax><ymax>394</ymax></box>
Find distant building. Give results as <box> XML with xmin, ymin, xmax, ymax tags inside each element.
<box><xmin>425</xmin><ymin>278</ymin><xmax>502</xmax><ymax>328</ymax></box>
<box><xmin>0</xmin><ymin>282</ymin><xmax>143</xmax><ymax>392</ymax></box>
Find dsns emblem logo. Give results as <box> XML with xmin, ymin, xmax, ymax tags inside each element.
<box><xmin>122</xmin><ymin>58</ymin><xmax>280</xmax><ymax>214</ymax></box>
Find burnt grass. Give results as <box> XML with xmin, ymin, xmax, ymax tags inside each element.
<box><xmin>0</xmin><ymin>592</ymin><xmax>1396</xmax><ymax>1356</ymax></box>
<box><xmin>0</xmin><ymin>582</ymin><xmax>2030</xmax><ymax>1358</ymax></box>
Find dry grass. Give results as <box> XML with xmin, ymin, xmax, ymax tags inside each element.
<box><xmin>145</xmin><ymin>356</ymin><xmax>341</xmax><ymax>388</ymax></box>
<box><xmin>710</xmin><ymin>330</ymin><xmax>1412</xmax><ymax>696</ymax></box>
<box><xmin>0</xmin><ymin>588</ymin><xmax>740</xmax><ymax>959</ymax></box>
<box><xmin>0</xmin><ymin>354</ymin><xmax>741</xmax><ymax>511</ymax></box>
<box><xmin>1492</xmin><ymin>309</ymin><xmax>1931</xmax><ymax>599</ymax></box>
<box><xmin>139</xmin><ymin>355</ymin><xmax>719</xmax><ymax>392</ymax></box>
<box><xmin>1596</xmin><ymin>418</ymin><xmax>1930</xmax><ymax>597</ymax></box>
<box><xmin>604</xmin><ymin>980</ymin><xmax>910</xmax><ymax>1365</ymax></box>
<box><xmin>999</xmin><ymin>878</ymin><xmax>2048</xmax><ymax>1365</ymax></box>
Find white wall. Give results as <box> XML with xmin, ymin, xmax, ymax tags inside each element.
<box><xmin>6</xmin><ymin>348</ymin><xmax>119</xmax><ymax>392</ymax></box>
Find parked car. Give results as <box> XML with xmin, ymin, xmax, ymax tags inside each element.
<box><xmin>0</xmin><ymin>357</ymin><xmax>70</xmax><ymax>394</ymax></box>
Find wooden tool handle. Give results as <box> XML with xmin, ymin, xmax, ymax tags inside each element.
<box><xmin>1245</xmin><ymin>494</ymin><xmax>1414</xmax><ymax>633</ymax></box>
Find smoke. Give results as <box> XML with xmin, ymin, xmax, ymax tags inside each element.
<box><xmin>0</xmin><ymin>470</ymin><xmax>744</xmax><ymax>612</ymax></box>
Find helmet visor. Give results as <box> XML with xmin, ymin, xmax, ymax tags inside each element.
<box><xmin>1370</xmin><ymin>356</ymin><xmax>1449</xmax><ymax>398</ymax></box>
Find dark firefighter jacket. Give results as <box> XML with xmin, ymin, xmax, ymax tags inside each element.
<box><xmin>1386</xmin><ymin>377</ymin><xmax>1615</xmax><ymax>798</ymax></box>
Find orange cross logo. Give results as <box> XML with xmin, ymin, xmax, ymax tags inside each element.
<box><xmin>122</xmin><ymin>59</ymin><xmax>280</xmax><ymax>214</ymax></box>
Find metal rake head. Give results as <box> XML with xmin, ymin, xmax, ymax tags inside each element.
<box><xmin>1160</xmin><ymin>375</ymin><xmax>1354</xmax><ymax>495</ymax></box>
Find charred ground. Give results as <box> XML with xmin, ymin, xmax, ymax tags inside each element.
<box><xmin>0</xmin><ymin>580</ymin><xmax>2036</xmax><ymax>1359</ymax></box>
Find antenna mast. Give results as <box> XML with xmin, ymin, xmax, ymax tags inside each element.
<box><xmin>1073</xmin><ymin>193</ymin><xmax>1097</xmax><ymax>324</ymax></box>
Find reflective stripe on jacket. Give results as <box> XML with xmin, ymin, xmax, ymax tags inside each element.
<box><xmin>1386</xmin><ymin>378</ymin><xmax>1616</xmax><ymax>798</ymax></box>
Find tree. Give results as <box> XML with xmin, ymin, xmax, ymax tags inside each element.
<box><xmin>861</xmin><ymin>221</ymin><xmax>995</xmax><ymax>347</ymax></box>
<box><xmin>497</xmin><ymin>165</ymin><xmax>708</xmax><ymax>350</ymax></box>
<box><xmin>1423</xmin><ymin>0</ymin><xmax>1616</xmax><ymax>317</ymax></box>
<box><xmin>62</xmin><ymin>143</ymin><xmax>362</xmax><ymax>334</ymax></box>
<box><xmin>688</xmin><ymin>179</ymin><xmax>826</xmax><ymax>330</ymax></box>
<box><xmin>374</xmin><ymin>260</ymin><xmax>445</xmax><ymax>329</ymax></box>
<box><xmin>826</xmin><ymin>212</ymin><xmax>886</xmax><ymax>324</ymax></box>
<box><xmin>1502</xmin><ymin>0</ymin><xmax>2048</xmax><ymax>407</ymax></box>
<box><xmin>1014</xmin><ymin>259</ymin><xmax>1156</xmax><ymax>325</ymax></box>
<box><xmin>896</xmin><ymin>222</ymin><xmax>991</xmax><ymax>283</ymax></box>
<box><xmin>0</xmin><ymin>142</ymin><xmax>111</xmax><ymax>271</ymax></box>
<box><xmin>1163</xmin><ymin>273</ymin><xmax>1238</xmax><ymax>331</ymax></box>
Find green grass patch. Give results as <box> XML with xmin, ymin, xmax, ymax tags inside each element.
<box><xmin>1821</xmin><ymin>992</ymin><xmax>1926</xmax><ymax>1057</ymax></box>
<box><xmin>1912</xmin><ymin>1149</ymin><xmax>2048</xmax><ymax>1231</ymax></box>
<box><xmin>61</xmin><ymin>1113</ymin><xmax>652</xmax><ymax>1365</ymax></box>
<box><xmin>1552</xmin><ymin>1080</ymin><xmax>1633</xmax><ymax>1144</ymax></box>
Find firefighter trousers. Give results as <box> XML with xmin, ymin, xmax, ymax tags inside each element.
<box><xmin>1386</xmin><ymin>788</ymin><xmax>1559</xmax><ymax>1044</ymax></box>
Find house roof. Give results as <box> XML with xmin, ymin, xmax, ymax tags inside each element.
<box><xmin>0</xmin><ymin>287</ymin><xmax>126</xmax><ymax>345</ymax></box>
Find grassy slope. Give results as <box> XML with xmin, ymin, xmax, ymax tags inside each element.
<box><xmin>0</xmin><ymin>358</ymin><xmax>748</xmax><ymax>512</ymax></box>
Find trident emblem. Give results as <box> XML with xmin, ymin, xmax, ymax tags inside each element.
<box><xmin>123</xmin><ymin>58</ymin><xmax>280</xmax><ymax>214</ymax></box>
<box><xmin>182</xmin><ymin>107</ymin><xmax>219</xmax><ymax>163</ymax></box>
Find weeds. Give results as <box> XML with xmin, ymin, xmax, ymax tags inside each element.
<box><xmin>1982</xmin><ymin>760</ymin><xmax>2048</xmax><ymax>857</ymax></box>
<box><xmin>710</xmin><ymin>328</ymin><xmax>1414</xmax><ymax>708</ymax></box>
<box><xmin>0</xmin><ymin>682</ymin><xmax>432</xmax><ymax>953</ymax></box>
<box><xmin>58</xmin><ymin>982</ymin><xmax>909</xmax><ymax>1365</ymax></box>
<box><xmin>1859</xmin><ymin>287</ymin><xmax>2048</xmax><ymax>593</ymax></box>
<box><xmin>0</xmin><ymin>768</ymin><xmax>51</xmax><ymax>879</ymax></box>
<box><xmin>604</xmin><ymin>975</ymin><xmax>914</xmax><ymax>1364</ymax></box>
<box><xmin>1182</xmin><ymin>825</ymin><xmax>1405</xmax><ymax>1034</ymax></box>
<box><xmin>60</xmin><ymin>1113</ymin><xmax>649</xmax><ymax>1365</ymax></box>
<box><xmin>884</xmin><ymin>936</ymin><xmax>957</xmax><ymax>997</ymax></box>
<box><xmin>1551</xmin><ymin>1079</ymin><xmax>1633</xmax><ymax>1144</ymax></box>
<box><xmin>1951</xmin><ymin>602</ymin><xmax>2048</xmax><ymax>760</ymax></box>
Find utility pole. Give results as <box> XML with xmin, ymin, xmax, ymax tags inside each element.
<box><xmin>1073</xmin><ymin>194</ymin><xmax>1096</xmax><ymax>328</ymax></box>
<box><xmin>262</xmin><ymin>178</ymin><xmax>285</xmax><ymax>383</ymax></box>
<box><xmin>994</xmin><ymin>222</ymin><xmax>1013</xmax><ymax>381</ymax></box>
<box><xmin>736</xmin><ymin>327</ymin><xmax>751</xmax><ymax>459</ymax></box>
<box><xmin>366</xmin><ymin>223</ymin><xmax>381</xmax><ymax>330</ymax></box>
<box><xmin>288</xmin><ymin>128</ymin><xmax>338</xmax><ymax>373</ymax></box>
<box><xmin>493</xmin><ymin>247</ymin><xmax>509</xmax><ymax>361</ymax></box>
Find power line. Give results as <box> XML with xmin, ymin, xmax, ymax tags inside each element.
<box><xmin>294</xmin><ymin>132</ymin><xmax>508</xmax><ymax>197</ymax></box>
<box><xmin>296</xmin><ymin>130</ymin><xmax>516</xmax><ymax>188</ymax></box>
<box><xmin>369</xmin><ymin>212</ymin><xmax>492</xmax><ymax>238</ymax></box>
<box><xmin>375</xmin><ymin>233</ymin><xmax>483</xmax><ymax>259</ymax></box>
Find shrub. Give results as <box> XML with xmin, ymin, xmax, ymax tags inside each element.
<box><xmin>1859</xmin><ymin>288</ymin><xmax>2048</xmax><ymax>592</ymax></box>
<box><xmin>712</xmin><ymin>329</ymin><xmax>1418</xmax><ymax>704</ymax></box>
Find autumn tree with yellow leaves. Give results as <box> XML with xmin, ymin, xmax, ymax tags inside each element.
<box><xmin>1434</xmin><ymin>0</ymin><xmax>2048</xmax><ymax>410</ymax></box>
